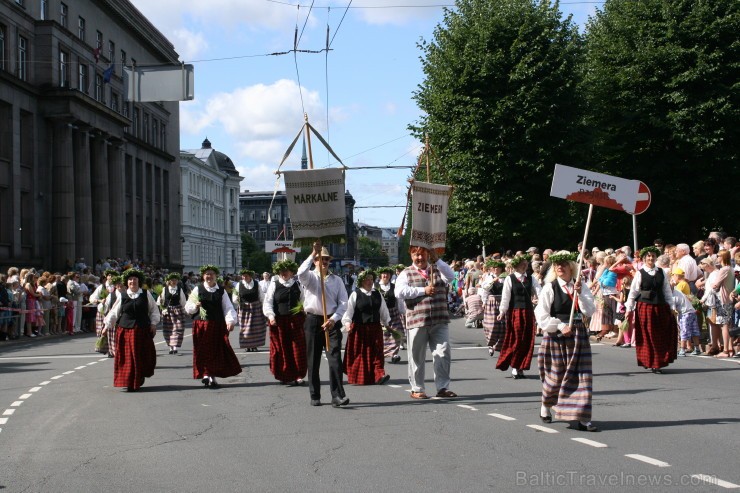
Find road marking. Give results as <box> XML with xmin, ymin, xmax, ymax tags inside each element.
<box><xmin>10</xmin><ymin>401</ymin><xmax>23</xmax><ymax>407</ymax></box>
<box><xmin>571</xmin><ymin>437</ymin><xmax>607</xmax><ymax>448</ymax></box>
<box><xmin>526</xmin><ymin>424</ymin><xmax>558</xmax><ymax>434</ymax></box>
<box><xmin>3</xmin><ymin>409</ymin><xmax>15</xmax><ymax>416</ymax></box>
<box><xmin>50</xmin><ymin>375</ymin><xmax>63</xmax><ymax>380</ymax></box>
<box><xmin>19</xmin><ymin>394</ymin><xmax>32</xmax><ymax>400</ymax></box>
<box><xmin>457</xmin><ymin>404</ymin><xmax>478</xmax><ymax>411</ymax></box>
<box><xmin>39</xmin><ymin>381</ymin><xmax>51</xmax><ymax>386</ymax></box>
<box><xmin>87</xmin><ymin>362</ymin><xmax>98</xmax><ymax>365</ymax></box>
<box><xmin>98</xmin><ymin>358</ymin><xmax>108</xmax><ymax>362</ymax></box>
<box><xmin>388</xmin><ymin>384</ymin><xmax>402</xmax><ymax>388</ymax></box>
<box><xmin>0</xmin><ymin>418</ymin><xmax>7</xmax><ymax>424</ymax></box>
<box><xmin>62</xmin><ymin>371</ymin><xmax>75</xmax><ymax>375</ymax></box>
<box><xmin>625</xmin><ymin>454</ymin><xmax>670</xmax><ymax>467</ymax></box>
<box><xmin>75</xmin><ymin>366</ymin><xmax>87</xmax><ymax>370</ymax></box>
<box><xmin>691</xmin><ymin>474</ymin><xmax>740</xmax><ymax>489</ymax></box>
<box><xmin>0</xmin><ymin>355</ymin><xmax>109</xmax><ymax>360</ymax></box>
<box><xmin>29</xmin><ymin>386</ymin><xmax>42</xmax><ymax>392</ymax></box>
<box><xmin>488</xmin><ymin>413</ymin><xmax>516</xmax><ymax>421</ymax></box>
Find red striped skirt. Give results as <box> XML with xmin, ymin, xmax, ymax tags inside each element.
<box><xmin>192</xmin><ymin>319</ymin><xmax>242</xmax><ymax>379</ymax></box>
<box><xmin>383</xmin><ymin>306</ymin><xmax>404</xmax><ymax>357</ymax></box>
<box><xmin>537</xmin><ymin>321</ymin><xmax>592</xmax><ymax>422</ymax></box>
<box><xmin>113</xmin><ymin>325</ymin><xmax>156</xmax><ymax>390</ymax></box>
<box><xmin>496</xmin><ymin>307</ymin><xmax>535</xmax><ymax>371</ymax></box>
<box><xmin>95</xmin><ymin>310</ymin><xmax>106</xmax><ymax>335</ymax></box>
<box><xmin>162</xmin><ymin>306</ymin><xmax>185</xmax><ymax>347</ymax></box>
<box><xmin>269</xmin><ymin>314</ymin><xmax>307</xmax><ymax>382</ymax></box>
<box><xmin>344</xmin><ymin>322</ymin><xmax>385</xmax><ymax>385</ymax></box>
<box><xmin>634</xmin><ymin>302</ymin><xmax>678</xmax><ymax>369</ymax></box>
<box><xmin>238</xmin><ymin>301</ymin><xmax>267</xmax><ymax>348</ymax></box>
<box><xmin>482</xmin><ymin>295</ymin><xmax>505</xmax><ymax>350</ymax></box>
<box><xmin>107</xmin><ymin>326</ymin><xmax>117</xmax><ymax>356</ymax></box>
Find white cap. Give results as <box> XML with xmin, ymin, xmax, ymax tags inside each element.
<box><xmin>59</xmin><ymin>297</ymin><xmax>68</xmax><ymax>303</ymax></box>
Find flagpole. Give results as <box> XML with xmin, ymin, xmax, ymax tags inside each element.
<box><xmin>304</xmin><ymin>113</ymin><xmax>332</xmax><ymax>352</ymax></box>
<box><xmin>568</xmin><ymin>204</ymin><xmax>594</xmax><ymax>328</ymax></box>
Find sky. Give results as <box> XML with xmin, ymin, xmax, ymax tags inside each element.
<box><xmin>129</xmin><ymin>0</ymin><xmax>604</xmax><ymax>229</ymax></box>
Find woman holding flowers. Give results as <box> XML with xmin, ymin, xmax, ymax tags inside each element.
<box><xmin>158</xmin><ymin>272</ymin><xmax>187</xmax><ymax>355</ymax></box>
<box><xmin>104</xmin><ymin>269</ymin><xmax>160</xmax><ymax>392</ymax></box>
<box><xmin>232</xmin><ymin>269</ymin><xmax>267</xmax><ymax>353</ymax></box>
<box><xmin>263</xmin><ymin>260</ymin><xmax>306</xmax><ymax>386</ymax></box>
<box><xmin>185</xmin><ymin>265</ymin><xmax>242</xmax><ymax>388</ymax></box>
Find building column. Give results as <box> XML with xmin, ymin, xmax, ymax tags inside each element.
<box><xmin>90</xmin><ymin>134</ymin><xmax>111</xmax><ymax>262</ymax></box>
<box><xmin>73</xmin><ymin>128</ymin><xmax>94</xmax><ymax>267</ymax></box>
<box><xmin>51</xmin><ymin>121</ymin><xmax>75</xmax><ymax>270</ymax></box>
<box><xmin>108</xmin><ymin>144</ymin><xmax>126</xmax><ymax>258</ymax></box>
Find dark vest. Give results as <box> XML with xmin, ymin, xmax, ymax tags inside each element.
<box><xmin>273</xmin><ymin>281</ymin><xmax>301</xmax><ymax>316</ymax></box>
<box><xmin>196</xmin><ymin>285</ymin><xmax>225</xmax><ymax>321</ymax></box>
<box><xmin>164</xmin><ymin>286</ymin><xmax>182</xmax><ymax>307</ymax></box>
<box><xmin>379</xmin><ymin>283</ymin><xmax>396</xmax><ymax>308</ymax></box>
<box><xmin>352</xmin><ymin>288</ymin><xmax>382</xmax><ymax>324</ymax></box>
<box><xmin>490</xmin><ymin>280</ymin><xmax>504</xmax><ymax>296</ymax></box>
<box><xmin>510</xmin><ymin>273</ymin><xmax>534</xmax><ymax>309</ymax></box>
<box><xmin>107</xmin><ymin>291</ymin><xmax>117</xmax><ymax>311</ymax></box>
<box><xmin>550</xmin><ymin>281</ymin><xmax>577</xmax><ymax>323</ymax></box>
<box><xmin>117</xmin><ymin>291</ymin><xmax>151</xmax><ymax>329</ymax></box>
<box><xmin>56</xmin><ymin>281</ymin><xmax>68</xmax><ymax>298</ymax></box>
<box><xmin>239</xmin><ymin>281</ymin><xmax>260</xmax><ymax>303</ymax></box>
<box><xmin>638</xmin><ymin>268</ymin><xmax>665</xmax><ymax>305</ymax></box>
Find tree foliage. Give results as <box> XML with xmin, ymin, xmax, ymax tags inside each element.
<box><xmin>241</xmin><ymin>234</ymin><xmax>272</xmax><ymax>274</ymax></box>
<box><xmin>357</xmin><ymin>236</ymin><xmax>390</xmax><ymax>267</ymax></box>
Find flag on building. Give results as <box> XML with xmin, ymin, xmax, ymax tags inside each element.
<box><xmin>103</xmin><ymin>65</ymin><xmax>114</xmax><ymax>83</ymax></box>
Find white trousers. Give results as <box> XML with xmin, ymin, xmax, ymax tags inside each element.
<box><xmin>407</xmin><ymin>323</ymin><xmax>451</xmax><ymax>393</ymax></box>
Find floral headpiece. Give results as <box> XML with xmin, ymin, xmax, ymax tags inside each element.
<box><xmin>357</xmin><ymin>269</ymin><xmax>376</xmax><ymax>284</ymax></box>
<box><xmin>508</xmin><ymin>254</ymin><xmax>531</xmax><ymax>268</ymax></box>
<box><xmin>376</xmin><ymin>267</ymin><xmax>394</xmax><ymax>275</ymax></box>
<box><xmin>485</xmin><ymin>259</ymin><xmax>506</xmax><ymax>269</ymax></box>
<box><xmin>165</xmin><ymin>272</ymin><xmax>181</xmax><ymax>282</ymax></box>
<box><xmin>103</xmin><ymin>269</ymin><xmax>118</xmax><ymax>278</ymax></box>
<box><xmin>199</xmin><ymin>264</ymin><xmax>220</xmax><ymax>276</ymax></box>
<box><xmin>548</xmin><ymin>251</ymin><xmax>579</xmax><ymax>264</ymax></box>
<box><xmin>110</xmin><ymin>275</ymin><xmax>123</xmax><ymax>285</ymax></box>
<box><xmin>395</xmin><ymin>264</ymin><xmax>406</xmax><ymax>271</ymax></box>
<box><xmin>239</xmin><ymin>269</ymin><xmax>255</xmax><ymax>277</ymax></box>
<box><xmin>273</xmin><ymin>260</ymin><xmax>299</xmax><ymax>275</ymax></box>
<box><xmin>639</xmin><ymin>246</ymin><xmax>661</xmax><ymax>259</ymax></box>
<box><xmin>121</xmin><ymin>268</ymin><xmax>145</xmax><ymax>283</ymax></box>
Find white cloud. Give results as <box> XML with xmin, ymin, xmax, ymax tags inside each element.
<box><xmin>169</xmin><ymin>28</ymin><xmax>208</xmax><ymax>61</ymax></box>
<box><xmin>237</xmin><ymin>163</ymin><xmax>283</xmax><ymax>193</ymax></box>
<box><xmin>352</xmin><ymin>0</ymin><xmax>444</xmax><ymax>26</ymax></box>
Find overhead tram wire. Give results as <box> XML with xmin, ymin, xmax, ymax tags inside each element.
<box><xmin>293</xmin><ymin>3</ymin><xmax>314</xmax><ymax>115</ymax></box>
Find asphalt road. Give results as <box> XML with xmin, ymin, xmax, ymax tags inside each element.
<box><xmin>1</xmin><ymin>318</ymin><xmax>738</xmax><ymax>493</ymax></box>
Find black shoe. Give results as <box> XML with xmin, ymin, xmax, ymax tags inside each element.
<box><xmin>651</xmin><ymin>368</ymin><xmax>663</xmax><ymax>374</ymax></box>
<box><xmin>391</xmin><ymin>355</ymin><xmax>401</xmax><ymax>364</ymax></box>
<box><xmin>310</xmin><ymin>399</ymin><xmax>321</xmax><ymax>406</ymax></box>
<box><xmin>376</xmin><ymin>374</ymin><xmax>390</xmax><ymax>385</ymax></box>
<box><xmin>331</xmin><ymin>396</ymin><xmax>350</xmax><ymax>408</ymax></box>
<box><xmin>119</xmin><ymin>387</ymin><xmax>130</xmax><ymax>392</ymax></box>
<box><xmin>173</xmin><ymin>349</ymin><xmax>178</xmax><ymax>355</ymax></box>
<box><xmin>575</xmin><ymin>422</ymin><xmax>599</xmax><ymax>432</ymax></box>
<box><xmin>169</xmin><ymin>349</ymin><xmax>174</xmax><ymax>354</ymax></box>
<box><xmin>202</xmin><ymin>377</ymin><xmax>210</xmax><ymax>387</ymax></box>
<box><xmin>540</xmin><ymin>415</ymin><xmax>552</xmax><ymax>423</ymax></box>
<box><xmin>209</xmin><ymin>378</ymin><xmax>220</xmax><ymax>389</ymax></box>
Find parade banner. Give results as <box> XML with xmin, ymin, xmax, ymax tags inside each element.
<box><xmin>283</xmin><ymin>168</ymin><xmax>346</xmax><ymax>247</ymax></box>
<box><xmin>550</xmin><ymin>164</ymin><xmax>642</xmax><ymax>214</ymax></box>
<box><xmin>410</xmin><ymin>181</ymin><xmax>452</xmax><ymax>253</ymax></box>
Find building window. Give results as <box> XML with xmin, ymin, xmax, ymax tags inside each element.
<box><xmin>0</xmin><ymin>25</ymin><xmax>6</xmax><ymax>71</ymax></box>
<box><xmin>40</xmin><ymin>0</ymin><xmax>47</xmax><ymax>20</ymax></box>
<box><xmin>152</xmin><ymin>119</ymin><xmax>158</xmax><ymax>148</ymax></box>
<box><xmin>17</xmin><ymin>35</ymin><xmax>27</xmax><ymax>81</ymax></box>
<box><xmin>133</xmin><ymin>108</ymin><xmax>139</xmax><ymax>137</ymax></box>
<box><xmin>143</xmin><ymin>113</ymin><xmax>149</xmax><ymax>143</ymax></box>
<box><xmin>78</xmin><ymin>17</ymin><xmax>85</xmax><ymax>41</ymax></box>
<box><xmin>259</xmin><ymin>228</ymin><xmax>266</xmax><ymax>240</ymax></box>
<box><xmin>96</xmin><ymin>30</ymin><xmax>102</xmax><ymax>50</ymax></box>
<box><xmin>260</xmin><ymin>210</ymin><xmax>266</xmax><ymax>220</ymax></box>
<box><xmin>160</xmin><ymin>123</ymin><xmax>166</xmax><ymax>150</ymax></box>
<box><xmin>271</xmin><ymin>208</ymin><xmax>280</xmax><ymax>220</ymax></box>
<box><xmin>78</xmin><ymin>61</ymin><xmax>87</xmax><ymax>93</ymax></box>
<box><xmin>60</xmin><ymin>3</ymin><xmax>67</xmax><ymax>28</ymax></box>
<box><xmin>59</xmin><ymin>49</ymin><xmax>69</xmax><ymax>87</ymax></box>
<box><xmin>122</xmin><ymin>101</ymin><xmax>129</xmax><ymax>118</ymax></box>
<box><xmin>249</xmin><ymin>211</ymin><xmax>255</xmax><ymax>221</ymax></box>
<box><xmin>111</xmin><ymin>92</ymin><xmax>119</xmax><ymax>112</ymax></box>
<box><xmin>15</xmin><ymin>0</ymin><xmax>24</xmax><ymax>6</ymax></box>
<box><xmin>108</xmin><ymin>40</ymin><xmax>114</xmax><ymax>64</ymax></box>
<box><xmin>95</xmin><ymin>73</ymin><xmax>103</xmax><ymax>101</ymax></box>
<box><xmin>120</xmin><ymin>49</ymin><xmax>126</xmax><ymax>75</ymax></box>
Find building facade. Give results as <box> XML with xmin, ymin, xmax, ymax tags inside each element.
<box><xmin>180</xmin><ymin>138</ymin><xmax>243</xmax><ymax>275</ymax></box>
<box><xmin>381</xmin><ymin>227</ymin><xmax>399</xmax><ymax>265</ymax></box>
<box><xmin>0</xmin><ymin>0</ymin><xmax>181</xmax><ymax>271</ymax></box>
<box><xmin>239</xmin><ymin>189</ymin><xmax>356</xmax><ymax>263</ymax></box>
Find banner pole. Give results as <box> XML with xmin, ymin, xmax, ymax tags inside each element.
<box><xmin>632</xmin><ymin>214</ymin><xmax>638</xmax><ymax>255</ymax></box>
<box><xmin>568</xmin><ymin>204</ymin><xmax>594</xmax><ymax>327</ymax></box>
<box><xmin>425</xmin><ymin>134</ymin><xmax>430</xmax><ymax>182</ymax></box>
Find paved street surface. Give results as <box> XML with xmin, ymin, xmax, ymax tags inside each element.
<box><xmin>1</xmin><ymin>318</ymin><xmax>738</xmax><ymax>492</ymax></box>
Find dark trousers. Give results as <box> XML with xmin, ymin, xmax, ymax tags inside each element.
<box><xmin>305</xmin><ymin>314</ymin><xmax>345</xmax><ymax>400</ymax></box>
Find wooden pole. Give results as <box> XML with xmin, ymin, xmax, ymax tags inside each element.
<box><xmin>305</xmin><ymin>114</ymin><xmax>332</xmax><ymax>351</ymax></box>
<box><xmin>425</xmin><ymin>134</ymin><xmax>430</xmax><ymax>182</ymax></box>
<box><xmin>568</xmin><ymin>204</ymin><xmax>594</xmax><ymax>327</ymax></box>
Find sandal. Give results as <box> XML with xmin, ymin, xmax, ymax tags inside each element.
<box><xmin>436</xmin><ymin>389</ymin><xmax>458</xmax><ymax>398</ymax></box>
<box><xmin>410</xmin><ymin>391</ymin><xmax>429</xmax><ymax>400</ymax></box>
<box><xmin>707</xmin><ymin>347</ymin><xmax>720</xmax><ymax>356</ymax></box>
<box><xmin>715</xmin><ymin>351</ymin><xmax>731</xmax><ymax>359</ymax></box>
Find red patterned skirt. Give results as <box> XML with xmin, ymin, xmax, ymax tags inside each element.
<box><xmin>113</xmin><ymin>325</ymin><xmax>156</xmax><ymax>390</ymax></box>
<box><xmin>633</xmin><ymin>302</ymin><xmax>678</xmax><ymax>369</ymax></box>
<box><xmin>496</xmin><ymin>307</ymin><xmax>536</xmax><ymax>371</ymax></box>
<box><xmin>344</xmin><ymin>321</ymin><xmax>385</xmax><ymax>385</ymax></box>
<box><xmin>482</xmin><ymin>295</ymin><xmax>504</xmax><ymax>350</ymax></box>
<box><xmin>192</xmin><ymin>319</ymin><xmax>242</xmax><ymax>379</ymax></box>
<box><xmin>238</xmin><ymin>301</ymin><xmax>267</xmax><ymax>349</ymax></box>
<box><xmin>269</xmin><ymin>314</ymin><xmax>307</xmax><ymax>382</ymax></box>
<box><xmin>162</xmin><ymin>306</ymin><xmax>185</xmax><ymax>347</ymax></box>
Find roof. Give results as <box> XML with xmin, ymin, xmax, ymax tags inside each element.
<box><xmin>184</xmin><ymin>138</ymin><xmax>240</xmax><ymax>176</ymax></box>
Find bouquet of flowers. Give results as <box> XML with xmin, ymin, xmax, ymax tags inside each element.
<box><xmin>188</xmin><ymin>290</ymin><xmax>208</xmax><ymax>320</ymax></box>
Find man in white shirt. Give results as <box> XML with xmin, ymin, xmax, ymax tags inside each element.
<box><xmin>298</xmin><ymin>243</ymin><xmax>349</xmax><ymax>408</ymax></box>
<box><xmin>675</xmin><ymin>243</ymin><xmax>700</xmax><ymax>294</ymax></box>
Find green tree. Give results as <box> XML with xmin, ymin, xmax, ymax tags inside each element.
<box><xmin>241</xmin><ymin>234</ymin><xmax>272</xmax><ymax>274</ymax></box>
<box><xmin>583</xmin><ymin>0</ymin><xmax>739</xmax><ymax>242</ymax></box>
<box><xmin>358</xmin><ymin>236</ymin><xmax>390</xmax><ymax>268</ymax></box>
<box><xmin>412</xmin><ymin>0</ymin><xmax>586</xmax><ymax>255</ymax></box>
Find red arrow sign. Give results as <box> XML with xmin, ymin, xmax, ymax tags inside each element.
<box><xmin>633</xmin><ymin>181</ymin><xmax>651</xmax><ymax>215</ymax></box>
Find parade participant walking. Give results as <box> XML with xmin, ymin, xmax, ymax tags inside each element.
<box><xmin>185</xmin><ymin>265</ymin><xmax>242</xmax><ymax>388</ymax></box>
<box><xmin>90</xmin><ymin>270</ymin><xmax>116</xmax><ymax>350</ymax></box>
<box><xmin>158</xmin><ymin>272</ymin><xmax>187</xmax><ymax>355</ymax></box>
<box><xmin>481</xmin><ymin>260</ymin><xmax>506</xmax><ymax>356</ymax></box>
<box><xmin>263</xmin><ymin>260</ymin><xmax>307</xmax><ymax>386</ymax></box>
<box><xmin>342</xmin><ymin>270</ymin><xmax>391</xmax><ymax>385</ymax></box>
<box><xmin>395</xmin><ymin>246</ymin><xmax>457</xmax><ymax>400</ymax></box>
<box><xmin>233</xmin><ymin>269</ymin><xmax>267</xmax><ymax>353</ymax></box>
<box><xmin>298</xmin><ymin>243</ymin><xmax>349</xmax><ymax>408</ymax></box>
<box><xmin>625</xmin><ymin>246</ymin><xmax>676</xmax><ymax>373</ymax></box>
<box><xmin>535</xmin><ymin>251</ymin><xmax>598</xmax><ymax>431</ymax></box>
<box><xmin>496</xmin><ymin>254</ymin><xmax>541</xmax><ymax>379</ymax></box>
<box><xmin>377</xmin><ymin>267</ymin><xmax>404</xmax><ymax>364</ymax></box>
<box><xmin>105</xmin><ymin>276</ymin><xmax>124</xmax><ymax>357</ymax></box>
<box><xmin>103</xmin><ymin>269</ymin><xmax>159</xmax><ymax>392</ymax></box>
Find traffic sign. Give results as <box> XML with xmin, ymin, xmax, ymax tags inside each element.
<box><xmin>633</xmin><ymin>181</ymin><xmax>651</xmax><ymax>215</ymax></box>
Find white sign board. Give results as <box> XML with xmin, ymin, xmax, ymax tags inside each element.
<box><xmin>410</xmin><ymin>181</ymin><xmax>452</xmax><ymax>253</ymax></box>
<box><xmin>284</xmin><ymin>168</ymin><xmax>346</xmax><ymax>247</ymax></box>
<box><xmin>123</xmin><ymin>65</ymin><xmax>194</xmax><ymax>102</ymax></box>
<box><xmin>264</xmin><ymin>240</ymin><xmax>296</xmax><ymax>253</ymax></box>
<box><xmin>550</xmin><ymin>164</ymin><xmax>642</xmax><ymax>214</ymax></box>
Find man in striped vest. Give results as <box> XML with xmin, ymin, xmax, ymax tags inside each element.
<box><xmin>395</xmin><ymin>246</ymin><xmax>458</xmax><ymax>399</ymax></box>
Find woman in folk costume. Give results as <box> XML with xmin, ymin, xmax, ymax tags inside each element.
<box><xmin>481</xmin><ymin>259</ymin><xmax>506</xmax><ymax>357</ymax></box>
<box><xmin>263</xmin><ymin>260</ymin><xmax>307</xmax><ymax>386</ymax></box>
<box><xmin>103</xmin><ymin>269</ymin><xmax>160</xmax><ymax>392</ymax></box>
<box><xmin>184</xmin><ymin>265</ymin><xmax>242</xmax><ymax>388</ymax></box>
<box><xmin>342</xmin><ymin>270</ymin><xmax>391</xmax><ymax>385</ymax></box>
<box><xmin>377</xmin><ymin>267</ymin><xmax>404</xmax><ymax>364</ymax></box>
<box><xmin>90</xmin><ymin>269</ymin><xmax>117</xmax><ymax>352</ymax></box>
<box><xmin>158</xmin><ymin>272</ymin><xmax>187</xmax><ymax>355</ymax></box>
<box><xmin>104</xmin><ymin>276</ymin><xmax>124</xmax><ymax>357</ymax></box>
<box><xmin>535</xmin><ymin>251</ymin><xmax>598</xmax><ymax>432</ymax></box>
<box><xmin>496</xmin><ymin>254</ymin><xmax>541</xmax><ymax>379</ymax></box>
<box><xmin>232</xmin><ymin>269</ymin><xmax>267</xmax><ymax>353</ymax></box>
<box><xmin>625</xmin><ymin>246</ymin><xmax>676</xmax><ymax>373</ymax></box>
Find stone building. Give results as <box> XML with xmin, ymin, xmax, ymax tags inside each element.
<box><xmin>180</xmin><ymin>138</ymin><xmax>243</xmax><ymax>275</ymax></box>
<box><xmin>0</xmin><ymin>0</ymin><xmax>181</xmax><ymax>271</ymax></box>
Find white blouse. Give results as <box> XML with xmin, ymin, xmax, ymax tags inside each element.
<box><xmin>342</xmin><ymin>287</ymin><xmax>391</xmax><ymax>331</ymax></box>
